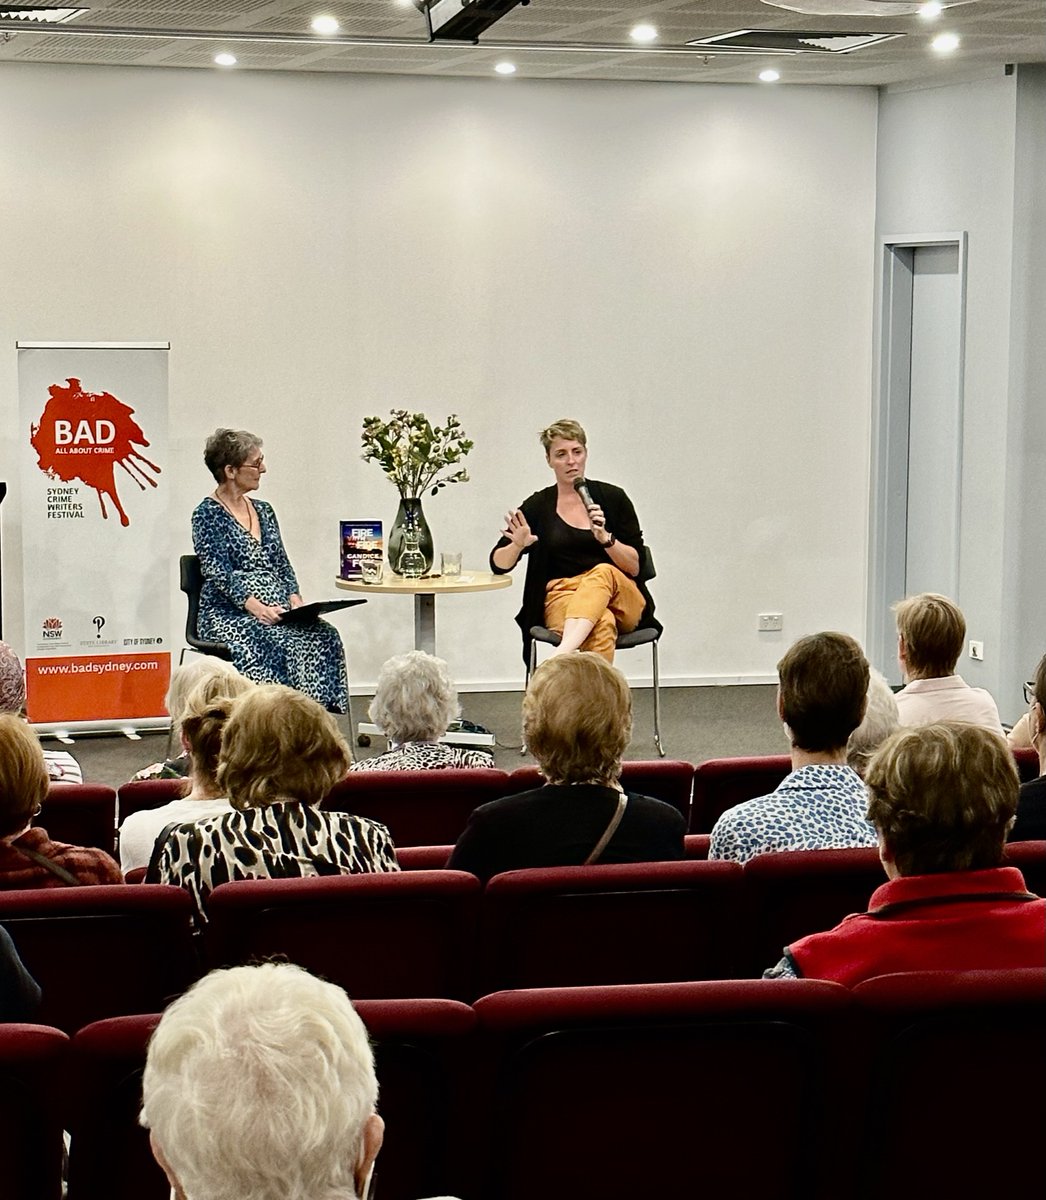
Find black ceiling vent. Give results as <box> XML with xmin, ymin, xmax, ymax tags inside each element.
<box><xmin>0</xmin><ymin>6</ymin><xmax>88</xmax><ymax>21</ymax></box>
<box><xmin>687</xmin><ymin>28</ymin><xmax>903</xmax><ymax>54</ymax></box>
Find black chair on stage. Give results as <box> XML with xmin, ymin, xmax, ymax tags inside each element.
<box><xmin>178</xmin><ymin>554</ymin><xmax>233</xmax><ymax>667</ymax></box>
<box><xmin>527</xmin><ymin>546</ymin><xmax>664</xmax><ymax>757</ymax></box>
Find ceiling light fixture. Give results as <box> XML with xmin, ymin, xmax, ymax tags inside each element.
<box><xmin>931</xmin><ymin>30</ymin><xmax>959</xmax><ymax>51</ymax></box>
<box><xmin>0</xmin><ymin>6</ymin><xmax>87</xmax><ymax>20</ymax></box>
<box><xmin>918</xmin><ymin>1</ymin><xmax>943</xmax><ymax>17</ymax></box>
<box><xmin>630</xmin><ymin>24</ymin><xmax>658</xmax><ymax>43</ymax></box>
<box><xmin>759</xmin><ymin>67</ymin><xmax>781</xmax><ymax>81</ymax></box>
<box><xmin>214</xmin><ymin>51</ymin><xmax>237</xmax><ymax>66</ymax></box>
<box><xmin>494</xmin><ymin>60</ymin><xmax>516</xmax><ymax>74</ymax></box>
<box><xmin>311</xmin><ymin>14</ymin><xmax>339</xmax><ymax>35</ymax></box>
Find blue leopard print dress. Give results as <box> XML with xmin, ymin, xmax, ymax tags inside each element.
<box><xmin>192</xmin><ymin>496</ymin><xmax>349</xmax><ymax>712</ymax></box>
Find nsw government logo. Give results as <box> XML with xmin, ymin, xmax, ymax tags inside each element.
<box><xmin>41</xmin><ymin>616</ymin><xmax>63</xmax><ymax>641</ymax></box>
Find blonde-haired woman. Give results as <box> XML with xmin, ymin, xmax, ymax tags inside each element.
<box><xmin>0</xmin><ymin>715</ymin><xmax>122</xmax><ymax>888</ymax></box>
<box><xmin>119</xmin><ymin>671</ymin><xmax>255</xmax><ymax>873</ymax></box>
<box><xmin>490</xmin><ymin>419</ymin><xmax>660</xmax><ymax>665</ymax></box>
<box><xmin>448</xmin><ymin>654</ymin><xmax>684</xmax><ymax>882</ymax></box>
<box><xmin>151</xmin><ymin>684</ymin><xmax>397</xmax><ymax>918</ymax></box>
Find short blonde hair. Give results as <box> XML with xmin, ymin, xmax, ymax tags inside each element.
<box><xmin>847</xmin><ymin>667</ymin><xmax>900</xmax><ymax>777</ymax></box>
<box><xmin>166</xmin><ymin>657</ymin><xmax>243</xmax><ymax>739</ymax></box>
<box><xmin>866</xmin><ymin>722</ymin><xmax>1017</xmax><ymax>876</ymax></box>
<box><xmin>893</xmin><ymin>593</ymin><xmax>965</xmax><ymax>678</ymax></box>
<box><xmin>523</xmin><ymin>653</ymin><xmax>632</xmax><ymax>785</ymax></box>
<box><xmin>179</xmin><ymin>674</ymin><xmax>256</xmax><ymax>795</ymax></box>
<box><xmin>217</xmin><ymin>685</ymin><xmax>352</xmax><ymax>811</ymax></box>
<box><xmin>0</xmin><ymin>714</ymin><xmax>49</xmax><ymax>838</ymax></box>
<box><xmin>539</xmin><ymin>419</ymin><xmax>587</xmax><ymax>455</ymax></box>
<box><xmin>368</xmin><ymin>651</ymin><xmax>458</xmax><ymax>744</ymax></box>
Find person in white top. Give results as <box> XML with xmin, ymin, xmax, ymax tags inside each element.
<box><xmin>892</xmin><ymin>593</ymin><xmax>1005</xmax><ymax>737</ymax></box>
<box><xmin>118</xmin><ymin>671</ymin><xmax>255</xmax><ymax>872</ymax></box>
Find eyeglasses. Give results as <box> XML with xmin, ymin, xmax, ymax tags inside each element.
<box><xmin>240</xmin><ymin>457</ymin><xmax>265</xmax><ymax>471</ymax></box>
<box><xmin>1024</xmin><ymin>680</ymin><xmax>1037</xmax><ymax>706</ymax></box>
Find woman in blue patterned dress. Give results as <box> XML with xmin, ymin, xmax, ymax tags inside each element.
<box><xmin>191</xmin><ymin>429</ymin><xmax>349</xmax><ymax>712</ymax></box>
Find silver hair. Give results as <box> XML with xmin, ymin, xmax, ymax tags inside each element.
<box><xmin>165</xmin><ymin>657</ymin><xmax>243</xmax><ymax>738</ymax></box>
<box><xmin>203</xmin><ymin>428</ymin><xmax>262</xmax><ymax>484</ymax></box>
<box><xmin>368</xmin><ymin>650</ymin><xmax>460</xmax><ymax>744</ymax></box>
<box><xmin>141</xmin><ymin>963</ymin><xmax>378</xmax><ymax>1200</ymax></box>
<box><xmin>847</xmin><ymin>666</ymin><xmax>900</xmax><ymax>777</ymax></box>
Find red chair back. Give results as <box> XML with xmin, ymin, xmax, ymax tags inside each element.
<box><xmin>117</xmin><ymin>778</ymin><xmax>184</xmax><ymax>822</ymax></box>
<box><xmin>1012</xmin><ymin>745</ymin><xmax>1039</xmax><ymax>783</ymax></box>
<box><xmin>0</xmin><ymin>1024</ymin><xmax>70</xmax><ymax>1200</ymax></box>
<box><xmin>474</xmin><ymin>978</ymin><xmax>854</xmax><ymax>1200</ymax></box>
<box><xmin>691</xmin><ymin>754</ymin><xmax>792</xmax><ymax>832</ymax></box>
<box><xmin>396</xmin><ymin>844</ymin><xmax>453</xmax><ymax>870</ymax></box>
<box><xmin>205</xmin><ymin>870</ymin><xmax>482</xmax><ymax>1000</ymax></box>
<box><xmin>1003</xmin><ymin>839</ymin><xmax>1046</xmax><ymax>896</ymax></box>
<box><xmin>507</xmin><ymin>759</ymin><xmax>693</xmax><ymax>820</ymax></box>
<box><xmin>39</xmin><ymin>784</ymin><xmax>116</xmax><ymax>856</ymax></box>
<box><xmin>480</xmin><ymin>859</ymin><xmax>747</xmax><ymax>992</ymax></box>
<box><xmin>323</xmin><ymin>769</ymin><xmax>511</xmax><ymax>846</ymax></box>
<box><xmin>0</xmin><ymin>885</ymin><xmax>200</xmax><ymax>1032</ymax></box>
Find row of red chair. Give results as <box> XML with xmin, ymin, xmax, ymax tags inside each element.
<box><xmin>106</xmin><ymin>744</ymin><xmax>1041</xmax><ymax>847</ymax></box>
<box><xmin>3</xmin><ymin>968</ymin><xmax>1043</xmax><ymax>1200</ymax></box>
<box><xmin>3</xmin><ymin>842</ymin><xmax>1043</xmax><ymax>1031</ymax></box>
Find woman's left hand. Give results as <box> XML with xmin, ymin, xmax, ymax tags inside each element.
<box><xmin>288</xmin><ymin>594</ymin><xmax>304</xmax><ymax>609</ymax></box>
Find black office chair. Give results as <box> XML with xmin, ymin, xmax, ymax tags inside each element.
<box><xmin>178</xmin><ymin>554</ymin><xmax>233</xmax><ymax>667</ymax></box>
<box><xmin>527</xmin><ymin>546</ymin><xmax>664</xmax><ymax>757</ymax></box>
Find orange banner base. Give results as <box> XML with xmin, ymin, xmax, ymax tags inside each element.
<box><xmin>26</xmin><ymin>653</ymin><xmax>171</xmax><ymax>724</ymax></box>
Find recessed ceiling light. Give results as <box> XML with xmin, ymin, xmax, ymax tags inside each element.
<box><xmin>311</xmin><ymin>14</ymin><xmax>339</xmax><ymax>35</ymax></box>
<box><xmin>759</xmin><ymin>68</ymin><xmax>780</xmax><ymax>82</ymax></box>
<box><xmin>630</xmin><ymin>24</ymin><xmax>658</xmax><ymax>44</ymax></box>
<box><xmin>494</xmin><ymin>60</ymin><xmax>517</xmax><ymax>75</ymax></box>
<box><xmin>918</xmin><ymin>1</ymin><xmax>943</xmax><ymax>18</ymax></box>
<box><xmin>931</xmin><ymin>31</ymin><xmax>960</xmax><ymax>52</ymax></box>
<box><xmin>0</xmin><ymin>7</ymin><xmax>88</xmax><ymax>21</ymax></box>
<box><xmin>214</xmin><ymin>52</ymin><xmax>237</xmax><ymax>67</ymax></box>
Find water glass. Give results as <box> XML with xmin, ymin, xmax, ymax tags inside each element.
<box><xmin>361</xmin><ymin>558</ymin><xmax>384</xmax><ymax>584</ymax></box>
<box><xmin>441</xmin><ymin>551</ymin><xmax>462</xmax><ymax>578</ymax></box>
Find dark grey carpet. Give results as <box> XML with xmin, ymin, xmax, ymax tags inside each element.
<box><xmin>54</xmin><ymin>685</ymin><xmax>784</xmax><ymax>791</ymax></box>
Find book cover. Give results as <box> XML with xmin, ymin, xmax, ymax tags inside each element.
<box><xmin>340</xmin><ymin>520</ymin><xmax>383</xmax><ymax>580</ymax></box>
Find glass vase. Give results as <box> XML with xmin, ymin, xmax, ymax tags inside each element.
<box><xmin>389</xmin><ymin>496</ymin><xmax>434</xmax><ymax>576</ymax></box>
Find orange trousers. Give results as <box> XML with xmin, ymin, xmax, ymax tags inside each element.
<box><xmin>543</xmin><ymin>564</ymin><xmax>646</xmax><ymax>662</ymax></box>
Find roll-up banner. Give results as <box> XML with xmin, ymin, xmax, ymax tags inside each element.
<box><xmin>17</xmin><ymin>342</ymin><xmax>171</xmax><ymax>733</ymax></box>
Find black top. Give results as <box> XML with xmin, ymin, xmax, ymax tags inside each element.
<box><xmin>1010</xmin><ymin>774</ymin><xmax>1046</xmax><ymax>842</ymax></box>
<box><xmin>447</xmin><ymin>783</ymin><xmax>686</xmax><ymax>884</ymax></box>
<box><xmin>489</xmin><ymin>480</ymin><xmax>660</xmax><ymax>665</ymax></box>
<box><xmin>0</xmin><ymin>925</ymin><xmax>40</xmax><ymax>1023</ymax></box>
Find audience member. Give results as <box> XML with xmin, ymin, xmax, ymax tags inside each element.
<box><xmin>0</xmin><ymin>641</ymin><xmax>82</xmax><ymax>783</ymax></box>
<box><xmin>1009</xmin><ymin>653</ymin><xmax>1046</xmax><ymax>841</ymax></box>
<box><xmin>131</xmin><ymin>656</ymin><xmax>245</xmax><ymax>782</ymax></box>
<box><xmin>0</xmin><ymin>714</ymin><xmax>122</xmax><ymax>888</ymax></box>
<box><xmin>141</xmin><ymin>963</ymin><xmax>385</xmax><ymax>1200</ymax></box>
<box><xmin>710</xmin><ymin>632</ymin><xmax>876</xmax><ymax>864</ymax></box>
<box><xmin>846</xmin><ymin>667</ymin><xmax>900</xmax><ymax>777</ymax></box>
<box><xmin>150</xmin><ymin>684</ymin><xmax>397</xmax><ymax>918</ymax></box>
<box><xmin>118</xmin><ymin>672</ymin><xmax>255</xmax><ymax>873</ymax></box>
<box><xmin>892</xmin><ymin>592</ymin><xmax>1004</xmax><ymax>735</ymax></box>
<box><xmin>0</xmin><ymin>925</ymin><xmax>40</xmax><ymax>1022</ymax></box>
<box><xmin>351</xmin><ymin>651</ymin><xmax>494</xmax><ymax>771</ymax></box>
<box><xmin>766</xmin><ymin>722</ymin><xmax>1045</xmax><ymax>982</ymax></box>
<box><xmin>448</xmin><ymin>653</ymin><xmax>684</xmax><ymax>882</ymax></box>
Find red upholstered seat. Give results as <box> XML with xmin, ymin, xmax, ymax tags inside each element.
<box><xmin>507</xmin><ymin>759</ymin><xmax>694</xmax><ymax>821</ymax></box>
<box><xmin>480</xmin><ymin>859</ymin><xmax>747</xmax><ymax>992</ymax></box>
<box><xmin>396</xmin><ymin>844</ymin><xmax>453</xmax><ymax>870</ymax></box>
<box><xmin>116</xmin><ymin>778</ymin><xmax>184</xmax><ymax>822</ymax></box>
<box><xmin>1003</xmin><ymin>839</ymin><xmax>1046</xmax><ymax>896</ymax></box>
<box><xmin>0</xmin><ymin>885</ymin><xmax>200</xmax><ymax>1033</ymax></box>
<box><xmin>205</xmin><ymin>870</ymin><xmax>482</xmax><ymax>1000</ymax></box>
<box><xmin>1012</xmin><ymin>745</ymin><xmax>1039</xmax><ymax>784</ymax></box>
<box><xmin>851</xmin><ymin>969</ymin><xmax>1046</xmax><ymax>1199</ymax></box>
<box><xmin>474</xmin><ymin>978</ymin><xmax>854</xmax><ymax>1200</ymax></box>
<box><xmin>684</xmin><ymin>832</ymin><xmax>711</xmax><ymax>858</ymax></box>
<box><xmin>40</xmin><ymin>783</ymin><xmax>117</xmax><ymax>856</ymax></box>
<box><xmin>742</xmin><ymin>847</ymin><xmax>887</xmax><ymax>974</ymax></box>
<box><xmin>323</xmin><ymin>768</ymin><xmax>511</xmax><ymax>846</ymax></box>
<box><xmin>690</xmin><ymin>754</ymin><xmax>792</xmax><ymax>833</ymax></box>
<box><xmin>0</xmin><ymin>1024</ymin><xmax>70</xmax><ymax>1200</ymax></box>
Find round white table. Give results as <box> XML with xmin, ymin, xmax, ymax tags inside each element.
<box><xmin>335</xmin><ymin>570</ymin><xmax>512</xmax><ymax>656</ymax></box>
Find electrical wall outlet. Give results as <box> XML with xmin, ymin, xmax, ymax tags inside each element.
<box><xmin>758</xmin><ymin>613</ymin><xmax>783</xmax><ymax>632</ymax></box>
<box><xmin>969</xmin><ymin>640</ymin><xmax>984</xmax><ymax>661</ymax></box>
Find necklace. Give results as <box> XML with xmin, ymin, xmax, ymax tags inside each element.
<box><xmin>214</xmin><ymin>489</ymin><xmax>258</xmax><ymax>536</ymax></box>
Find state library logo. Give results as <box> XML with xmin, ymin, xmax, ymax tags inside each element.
<box><xmin>41</xmin><ymin>617</ymin><xmax>63</xmax><ymax>641</ymax></box>
<box><xmin>29</xmin><ymin>377</ymin><xmax>161</xmax><ymax>527</ymax></box>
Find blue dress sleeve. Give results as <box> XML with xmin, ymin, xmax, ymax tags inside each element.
<box><xmin>261</xmin><ymin>503</ymin><xmax>300</xmax><ymax>596</ymax></box>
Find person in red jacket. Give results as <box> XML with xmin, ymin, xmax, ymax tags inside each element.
<box><xmin>765</xmin><ymin>721</ymin><xmax>1045</xmax><ymax>983</ymax></box>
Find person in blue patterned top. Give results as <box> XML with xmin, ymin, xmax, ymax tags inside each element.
<box><xmin>192</xmin><ymin>428</ymin><xmax>348</xmax><ymax>712</ymax></box>
<box><xmin>709</xmin><ymin>632</ymin><xmax>877</xmax><ymax>864</ymax></box>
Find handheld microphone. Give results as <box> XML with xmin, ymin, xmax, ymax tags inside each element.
<box><xmin>573</xmin><ymin>477</ymin><xmax>595</xmax><ymax>510</ymax></box>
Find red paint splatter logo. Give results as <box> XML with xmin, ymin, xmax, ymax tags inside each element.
<box><xmin>30</xmin><ymin>378</ymin><xmax>161</xmax><ymax>527</ymax></box>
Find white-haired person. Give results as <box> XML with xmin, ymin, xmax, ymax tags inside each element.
<box><xmin>846</xmin><ymin>667</ymin><xmax>900</xmax><ymax>778</ymax></box>
<box><xmin>351</xmin><ymin>651</ymin><xmax>494</xmax><ymax>771</ymax></box>
<box><xmin>149</xmin><ymin>684</ymin><xmax>397</xmax><ymax>919</ymax></box>
<box><xmin>449</xmin><ymin>653</ymin><xmax>685</xmax><ymax>883</ymax></box>
<box><xmin>0</xmin><ymin>641</ymin><xmax>82</xmax><ymax>783</ymax></box>
<box><xmin>141</xmin><ymin>963</ymin><xmax>386</xmax><ymax>1200</ymax></box>
<box><xmin>118</xmin><ymin>671</ymin><xmax>255</xmax><ymax>873</ymax></box>
<box><xmin>765</xmin><ymin>722</ymin><xmax>1045</xmax><ymax>983</ymax></box>
<box><xmin>892</xmin><ymin>592</ymin><xmax>1004</xmax><ymax>735</ymax></box>
<box><xmin>130</xmin><ymin>654</ymin><xmax>245</xmax><ymax>783</ymax></box>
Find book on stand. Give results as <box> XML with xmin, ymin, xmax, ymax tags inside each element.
<box><xmin>340</xmin><ymin>520</ymin><xmax>383</xmax><ymax>581</ymax></box>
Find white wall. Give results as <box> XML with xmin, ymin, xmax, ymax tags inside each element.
<box><xmin>0</xmin><ymin>64</ymin><xmax>878</xmax><ymax>690</ymax></box>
